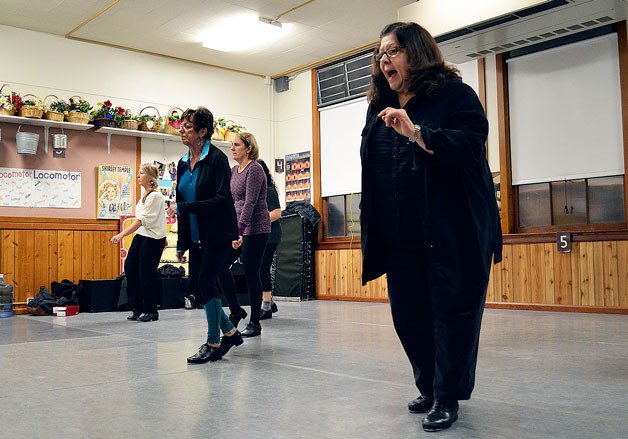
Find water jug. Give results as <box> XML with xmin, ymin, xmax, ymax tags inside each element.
<box><xmin>0</xmin><ymin>274</ymin><xmax>14</xmax><ymax>318</ymax></box>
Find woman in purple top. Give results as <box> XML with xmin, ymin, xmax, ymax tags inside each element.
<box><xmin>218</xmin><ymin>132</ymin><xmax>270</xmax><ymax>339</ymax></box>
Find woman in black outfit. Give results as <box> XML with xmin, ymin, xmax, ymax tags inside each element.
<box><xmin>360</xmin><ymin>22</ymin><xmax>502</xmax><ymax>432</ymax></box>
<box><xmin>166</xmin><ymin>107</ymin><xmax>243</xmax><ymax>364</ymax></box>
<box><xmin>257</xmin><ymin>159</ymin><xmax>282</xmax><ymax>320</ymax></box>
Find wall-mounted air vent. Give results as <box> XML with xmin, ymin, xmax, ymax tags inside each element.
<box><xmin>463</xmin><ymin>15</ymin><xmax>623</xmax><ymax>59</ymax></box>
<box><xmin>316</xmin><ymin>52</ymin><xmax>372</xmax><ymax>107</ymax></box>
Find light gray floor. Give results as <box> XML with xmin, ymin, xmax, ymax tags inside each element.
<box><xmin>0</xmin><ymin>302</ymin><xmax>626</xmax><ymax>439</ymax></box>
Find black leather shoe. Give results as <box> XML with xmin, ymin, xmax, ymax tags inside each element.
<box><xmin>240</xmin><ymin>322</ymin><xmax>262</xmax><ymax>338</ymax></box>
<box><xmin>187</xmin><ymin>344</ymin><xmax>222</xmax><ymax>364</ymax></box>
<box><xmin>422</xmin><ymin>400</ymin><xmax>458</xmax><ymax>432</ymax></box>
<box><xmin>271</xmin><ymin>302</ymin><xmax>278</xmax><ymax>313</ymax></box>
<box><xmin>220</xmin><ymin>330</ymin><xmax>244</xmax><ymax>356</ymax></box>
<box><xmin>138</xmin><ymin>312</ymin><xmax>159</xmax><ymax>322</ymax></box>
<box><xmin>259</xmin><ymin>309</ymin><xmax>273</xmax><ymax>320</ymax></box>
<box><xmin>408</xmin><ymin>395</ymin><xmax>434</xmax><ymax>413</ymax></box>
<box><xmin>127</xmin><ymin>310</ymin><xmax>142</xmax><ymax>321</ymax></box>
<box><xmin>228</xmin><ymin>308</ymin><xmax>248</xmax><ymax>329</ymax></box>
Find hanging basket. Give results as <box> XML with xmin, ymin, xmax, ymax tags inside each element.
<box><xmin>16</xmin><ymin>125</ymin><xmax>39</xmax><ymax>155</ymax></box>
<box><xmin>0</xmin><ymin>83</ymin><xmax>17</xmax><ymax>116</ymax></box>
<box><xmin>43</xmin><ymin>95</ymin><xmax>65</xmax><ymax>121</ymax></box>
<box><xmin>119</xmin><ymin>119</ymin><xmax>138</xmax><ymax>130</ymax></box>
<box><xmin>163</xmin><ymin>107</ymin><xmax>183</xmax><ymax>135</ymax></box>
<box><xmin>18</xmin><ymin>94</ymin><xmax>44</xmax><ymax>119</ymax></box>
<box><xmin>138</xmin><ymin>106</ymin><xmax>162</xmax><ymax>132</ymax></box>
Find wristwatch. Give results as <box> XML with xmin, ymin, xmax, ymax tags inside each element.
<box><xmin>408</xmin><ymin>124</ymin><xmax>422</xmax><ymax>143</ymax></box>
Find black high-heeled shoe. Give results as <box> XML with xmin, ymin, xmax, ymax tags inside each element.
<box><xmin>127</xmin><ymin>310</ymin><xmax>142</xmax><ymax>321</ymax></box>
<box><xmin>138</xmin><ymin>312</ymin><xmax>159</xmax><ymax>322</ymax></box>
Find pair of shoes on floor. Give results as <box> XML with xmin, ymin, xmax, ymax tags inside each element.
<box><xmin>259</xmin><ymin>302</ymin><xmax>278</xmax><ymax>320</ymax></box>
<box><xmin>138</xmin><ymin>312</ymin><xmax>158</xmax><ymax>322</ymax></box>
<box><xmin>228</xmin><ymin>308</ymin><xmax>247</xmax><ymax>329</ymax></box>
<box><xmin>241</xmin><ymin>322</ymin><xmax>262</xmax><ymax>337</ymax></box>
<box><xmin>220</xmin><ymin>330</ymin><xmax>244</xmax><ymax>356</ymax></box>
<box><xmin>187</xmin><ymin>343</ymin><xmax>222</xmax><ymax>364</ymax></box>
<box><xmin>407</xmin><ymin>395</ymin><xmax>433</xmax><ymax>413</ymax></box>
<box><xmin>127</xmin><ymin>310</ymin><xmax>142</xmax><ymax>321</ymax></box>
<box><xmin>421</xmin><ymin>399</ymin><xmax>458</xmax><ymax>432</ymax></box>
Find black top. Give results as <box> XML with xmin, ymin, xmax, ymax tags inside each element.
<box><xmin>360</xmin><ymin>79</ymin><xmax>502</xmax><ymax>289</ymax></box>
<box><xmin>266</xmin><ymin>186</ymin><xmax>282</xmax><ymax>244</ymax></box>
<box><xmin>175</xmin><ymin>144</ymin><xmax>238</xmax><ymax>252</ymax></box>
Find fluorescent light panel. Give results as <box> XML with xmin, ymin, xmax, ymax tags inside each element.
<box><xmin>202</xmin><ymin>13</ymin><xmax>285</xmax><ymax>52</ymax></box>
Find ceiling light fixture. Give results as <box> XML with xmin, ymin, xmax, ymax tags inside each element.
<box><xmin>259</xmin><ymin>16</ymin><xmax>282</xmax><ymax>28</ymax></box>
<box><xmin>201</xmin><ymin>13</ymin><xmax>287</xmax><ymax>53</ymax></box>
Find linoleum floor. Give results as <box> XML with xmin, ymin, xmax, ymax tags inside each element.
<box><xmin>0</xmin><ymin>302</ymin><xmax>626</xmax><ymax>438</ymax></box>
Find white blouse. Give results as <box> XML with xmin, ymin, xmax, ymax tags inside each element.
<box><xmin>135</xmin><ymin>190</ymin><xmax>167</xmax><ymax>239</ymax></box>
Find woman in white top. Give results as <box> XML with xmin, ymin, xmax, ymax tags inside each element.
<box><xmin>111</xmin><ymin>163</ymin><xmax>167</xmax><ymax>322</ymax></box>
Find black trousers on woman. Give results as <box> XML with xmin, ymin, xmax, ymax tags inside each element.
<box><xmin>125</xmin><ymin>234</ymin><xmax>166</xmax><ymax>314</ymax></box>
<box><xmin>218</xmin><ymin>233</ymin><xmax>269</xmax><ymax>323</ymax></box>
<box><xmin>386</xmin><ymin>245</ymin><xmax>488</xmax><ymax>402</ymax></box>
<box><xmin>188</xmin><ymin>242</ymin><xmax>232</xmax><ymax>305</ymax></box>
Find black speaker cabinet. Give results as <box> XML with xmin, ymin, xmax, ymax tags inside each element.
<box><xmin>79</xmin><ymin>279</ymin><xmax>122</xmax><ymax>313</ymax></box>
<box><xmin>157</xmin><ymin>277</ymin><xmax>187</xmax><ymax>310</ymax></box>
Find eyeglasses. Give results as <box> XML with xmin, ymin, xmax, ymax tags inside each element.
<box><xmin>374</xmin><ymin>45</ymin><xmax>404</xmax><ymax>62</ymax></box>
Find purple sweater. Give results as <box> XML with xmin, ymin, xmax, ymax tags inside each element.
<box><xmin>231</xmin><ymin>162</ymin><xmax>271</xmax><ymax>236</ymax></box>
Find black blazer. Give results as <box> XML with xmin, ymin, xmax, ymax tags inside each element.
<box><xmin>360</xmin><ymin>80</ymin><xmax>502</xmax><ymax>291</ymax></box>
<box><xmin>175</xmin><ymin>143</ymin><xmax>238</xmax><ymax>252</ymax></box>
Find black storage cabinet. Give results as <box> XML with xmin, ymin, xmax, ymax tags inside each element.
<box><xmin>273</xmin><ymin>213</ymin><xmax>317</xmax><ymax>301</ymax></box>
<box><xmin>79</xmin><ymin>279</ymin><xmax>122</xmax><ymax>312</ymax></box>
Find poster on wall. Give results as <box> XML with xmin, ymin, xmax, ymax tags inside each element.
<box><xmin>285</xmin><ymin>151</ymin><xmax>311</xmax><ymax>204</ymax></box>
<box><xmin>97</xmin><ymin>164</ymin><xmax>133</xmax><ymax>219</ymax></box>
<box><xmin>0</xmin><ymin>167</ymin><xmax>81</xmax><ymax>208</ymax></box>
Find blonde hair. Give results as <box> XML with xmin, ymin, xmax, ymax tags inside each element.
<box><xmin>140</xmin><ymin>163</ymin><xmax>159</xmax><ymax>203</ymax></box>
<box><xmin>237</xmin><ymin>132</ymin><xmax>259</xmax><ymax>160</ymax></box>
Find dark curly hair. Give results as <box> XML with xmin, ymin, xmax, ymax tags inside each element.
<box><xmin>181</xmin><ymin>106</ymin><xmax>214</xmax><ymax>140</ymax></box>
<box><xmin>257</xmin><ymin>159</ymin><xmax>276</xmax><ymax>189</ymax></box>
<box><xmin>367</xmin><ymin>22</ymin><xmax>460</xmax><ymax>107</ymax></box>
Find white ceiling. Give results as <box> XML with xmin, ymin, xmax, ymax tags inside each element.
<box><xmin>0</xmin><ymin>0</ymin><xmax>415</xmax><ymax>77</ymax></box>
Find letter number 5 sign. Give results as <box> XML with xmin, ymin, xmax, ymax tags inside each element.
<box><xmin>557</xmin><ymin>232</ymin><xmax>572</xmax><ymax>253</ymax></box>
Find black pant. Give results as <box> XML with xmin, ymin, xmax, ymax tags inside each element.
<box><xmin>125</xmin><ymin>234</ymin><xmax>165</xmax><ymax>314</ymax></box>
<box><xmin>386</xmin><ymin>247</ymin><xmax>487</xmax><ymax>401</ymax></box>
<box><xmin>260</xmin><ymin>241</ymin><xmax>279</xmax><ymax>292</ymax></box>
<box><xmin>188</xmin><ymin>242</ymin><xmax>232</xmax><ymax>306</ymax></box>
<box><xmin>219</xmin><ymin>233</ymin><xmax>269</xmax><ymax>323</ymax></box>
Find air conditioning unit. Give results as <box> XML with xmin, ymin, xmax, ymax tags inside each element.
<box><xmin>398</xmin><ymin>0</ymin><xmax>628</xmax><ymax>63</ymax></box>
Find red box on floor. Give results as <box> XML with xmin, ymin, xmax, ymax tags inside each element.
<box><xmin>53</xmin><ymin>305</ymin><xmax>79</xmax><ymax>317</ymax></box>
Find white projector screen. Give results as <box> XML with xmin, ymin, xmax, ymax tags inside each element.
<box><xmin>507</xmin><ymin>34</ymin><xmax>624</xmax><ymax>185</ymax></box>
<box><xmin>319</xmin><ymin>97</ymin><xmax>368</xmax><ymax>197</ymax></box>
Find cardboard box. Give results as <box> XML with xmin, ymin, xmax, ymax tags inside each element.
<box><xmin>53</xmin><ymin>305</ymin><xmax>79</xmax><ymax>317</ymax></box>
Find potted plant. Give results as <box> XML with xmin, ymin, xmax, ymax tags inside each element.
<box><xmin>138</xmin><ymin>106</ymin><xmax>162</xmax><ymax>132</ymax></box>
<box><xmin>91</xmin><ymin>100</ymin><xmax>117</xmax><ymax>128</ymax></box>
<box><xmin>43</xmin><ymin>95</ymin><xmax>68</xmax><ymax>122</ymax></box>
<box><xmin>19</xmin><ymin>94</ymin><xmax>44</xmax><ymax>119</ymax></box>
<box><xmin>66</xmin><ymin>96</ymin><xmax>92</xmax><ymax>124</ymax></box>
<box><xmin>212</xmin><ymin>117</ymin><xmax>245</xmax><ymax>141</ymax></box>
<box><xmin>163</xmin><ymin>107</ymin><xmax>183</xmax><ymax>135</ymax></box>
<box><xmin>115</xmin><ymin>107</ymin><xmax>139</xmax><ymax>130</ymax></box>
<box><xmin>0</xmin><ymin>87</ymin><xmax>22</xmax><ymax>116</ymax></box>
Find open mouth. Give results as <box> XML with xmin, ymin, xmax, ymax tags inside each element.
<box><xmin>385</xmin><ymin>69</ymin><xmax>398</xmax><ymax>81</ymax></box>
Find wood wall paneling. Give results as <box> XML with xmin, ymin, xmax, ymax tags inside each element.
<box><xmin>316</xmin><ymin>240</ymin><xmax>628</xmax><ymax>313</ymax></box>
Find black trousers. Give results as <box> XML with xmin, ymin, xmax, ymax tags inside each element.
<box><xmin>260</xmin><ymin>241</ymin><xmax>279</xmax><ymax>292</ymax></box>
<box><xmin>125</xmin><ymin>234</ymin><xmax>166</xmax><ymax>314</ymax></box>
<box><xmin>386</xmin><ymin>247</ymin><xmax>488</xmax><ymax>401</ymax></box>
<box><xmin>218</xmin><ymin>233</ymin><xmax>269</xmax><ymax>323</ymax></box>
<box><xmin>188</xmin><ymin>242</ymin><xmax>232</xmax><ymax>306</ymax></box>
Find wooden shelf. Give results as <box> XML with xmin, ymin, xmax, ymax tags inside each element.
<box><xmin>94</xmin><ymin>126</ymin><xmax>182</xmax><ymax>141</ymax></box>
<box><xmin>0</xmin><ymin>114</ymin><xmax>93</xmax><ymax>130</ymax></box>
<box><xmin>0</xmin><ymin>114</ymin><xmax>94</xmax><ymax>152</ymax></box>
